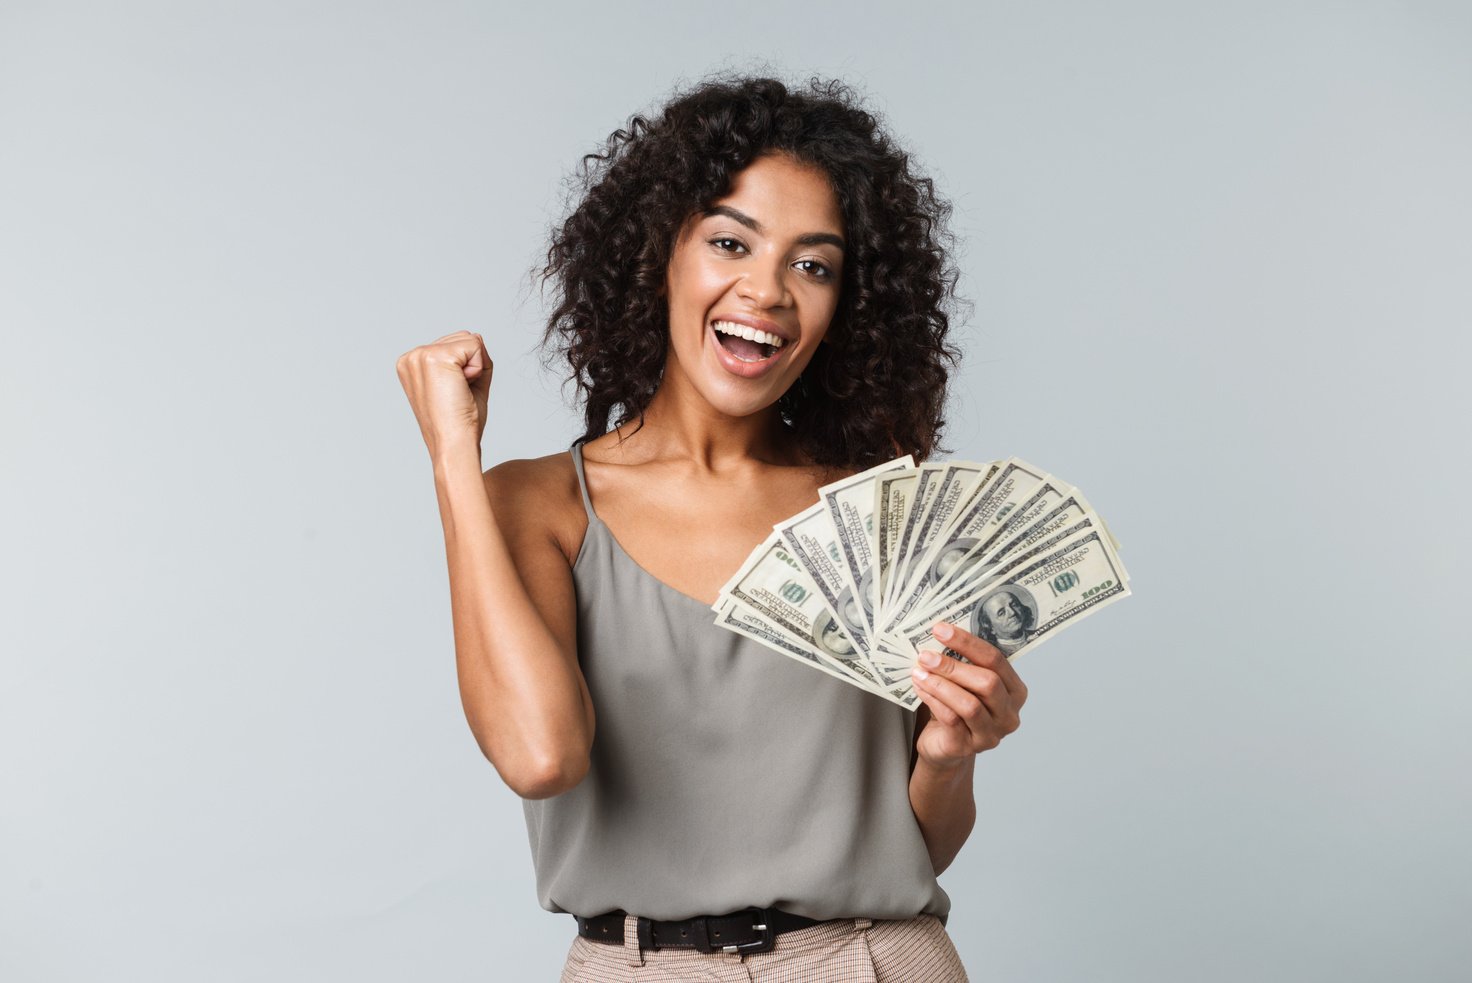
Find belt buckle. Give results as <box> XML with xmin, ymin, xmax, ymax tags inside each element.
<box><xmin>709</xmin><ymin>907</ymin><xmax>775</xmax><ymax>955</ymax></box>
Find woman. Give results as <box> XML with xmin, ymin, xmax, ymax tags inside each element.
<box><xmin>396</xmin><ymin>74</ymin><xmax>1028</xmax><ymax>982</ymax></box>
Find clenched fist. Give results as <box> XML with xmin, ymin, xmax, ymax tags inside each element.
<box><xmin>395</xmin><ymin>331</ymin><xmax>493</xmax><ymax>460</ymax></box>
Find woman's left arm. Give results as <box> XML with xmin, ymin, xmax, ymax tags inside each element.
<box><xmin>907</xmin><ymin>621</ymin><xmax>1028</xmax><ymax>875</ymax></box>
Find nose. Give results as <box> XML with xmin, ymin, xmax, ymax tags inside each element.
<box><xmin>736</xmin><ymin>255</ymin><xmax>791</xmax><ymax>309</ymax></box>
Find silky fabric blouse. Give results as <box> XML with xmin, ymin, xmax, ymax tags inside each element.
<box><xmin>521</xmin><ymin>441</ymin><xmax>951</xmax><ymax>925</ymax></box>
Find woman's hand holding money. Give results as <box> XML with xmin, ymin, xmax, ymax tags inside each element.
<box><xmin>911</xmin><ymin>621</ymin><xmax>1028</xmax><ymax>769</ymax></box>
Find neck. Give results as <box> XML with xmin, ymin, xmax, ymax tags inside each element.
<box><xmin>612</xmin><ymin>360</ymin><xmax>795</xmax><ymax>471</ymax></box>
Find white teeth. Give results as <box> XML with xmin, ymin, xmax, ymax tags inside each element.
<box><xmin>712</xmin><ymin>320</ymin><xmax>785</xmax><ymax>349</ymax></box>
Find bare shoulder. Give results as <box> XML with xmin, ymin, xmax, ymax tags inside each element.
<box><xmin>483</xmin><ymin>449</ymin><xmax>588</xmax><ymax>567</ymax></box>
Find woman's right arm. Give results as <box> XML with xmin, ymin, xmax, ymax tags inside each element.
<box><xmin>397</xmin><ymin>332</ymin><xmax>594</xmax><ymax>800</ymax></box>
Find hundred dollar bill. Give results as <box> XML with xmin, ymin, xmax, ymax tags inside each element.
<box><xmin>881</xmin><ymin>461</ymin><xmax>993</xmax><ymax>626</ymax></box>
<box><xmin>881</xmin><ymin>458</ymin><xmax>1047</xmax><ymax>634</ymax></box>
<box><xmin>873</xmin><ymin>467</ymin><xmax>919</xmax><ymax>622</ymax></box>
<box><xmin>891</xmin><ymin>475</ymin><xmax>1080</xmax><ymax>630</ymax></box>
<box><xmin>865</xmin><ymin>630</ymin><xmax>928</xmax><ymax>692</ymax></box>
<box><xmin>919</xmin><ymin>487</ymin><xmax>1111</xmax><ymax>621</ymax></box>
<box><xmin>773</xmin><ymin>501</ymin><xmax>886</xmax><ymax>676</ymax></box>
<box><xmin>712</xmin><ymin>597</ymin><xmax>913</xmax><ymax>708</ymax></box>
<box><xmin>897</xmin><ymin>521</ymin><xmax>1130</xmax><ymax>662</ymax></box>
<box><xmin>819</xmin><ymin>455</ymin><xmax>915</xmax><ymax>639</ymax></box>
<box><xmin>877</xmin><ymin>462</ymin><xmax>995</xmax><ymax>620</ymax></box>
<box><xmin>892</xmin><ymin>511</ymin><xmax>1109</xmax><ymax>642</ymax></box>
<box><xmin>715</xmin><ymin>533</ymin><xmax>896</xmax><ymax>690</ymax></box>
<box><xmin>710</xmin><ymin>454</ymin><xmax>1128</xmax><ymax>713</ymax></box>
<box><xmin>918</xmin><ymin>457</ymin><xmax>1047</xmax><ymax>578</ymax></box>
<box><xmin>858</xmin><ymin>627</ymin><xmax>920</xmax><ymax>705</ymax></box>
<box><xmin>879</xmin><ymin>463</ymin><xmax>954</xmax><ymax>616</ymax></box>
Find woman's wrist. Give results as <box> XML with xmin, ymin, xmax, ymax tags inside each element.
<box><xmin>431</xmin><ymin>435</ymin><xmax>483</xmax><ymax>480</ymax></box>
<box><xmin>912</xmin><ymin>751</ymin><xmax>973</xmax><ymax>784</ymax></box>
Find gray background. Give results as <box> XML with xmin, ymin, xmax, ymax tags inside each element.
<box><xmin>3</xmin><ymin>1</ymin><xmax>1468</xmax><ymax>980</ymax></box>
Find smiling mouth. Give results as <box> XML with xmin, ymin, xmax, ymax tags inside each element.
<box><xmin>711</xmin><ymin>320</ymin><xmax>785</xmax><ymax>362</ymax></box>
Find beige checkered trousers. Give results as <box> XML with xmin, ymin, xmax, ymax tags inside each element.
<box><xmin>558</xmin><ymin>913</ymin><xmax>969</xmax><ymax>982</ymax></box>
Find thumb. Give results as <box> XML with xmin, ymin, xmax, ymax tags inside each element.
<box><xmin>464</xmin><ymin>334</ymin><xmax>493</xmax><ymax>395</ymax></box>
<box><xmin>462</xmin><ymin>346</ymin><xmax>485</xmax><ymax>379</ymax></box>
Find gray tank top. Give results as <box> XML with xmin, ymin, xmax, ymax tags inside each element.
<box><xmin>521</xmin><ymin>441</ymin><xmax>951</xmax><ymax>925</ymax></box>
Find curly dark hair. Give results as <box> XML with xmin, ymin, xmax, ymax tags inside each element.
<box><xmin>534</xmin><ymin>72</ymin><xmax>967</xmax><ymax>469</ymax></box>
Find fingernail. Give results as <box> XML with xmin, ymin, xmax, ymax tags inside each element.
<box><xmin>912</xmin><ymin>665</ymin><xmax>929</xmax><ymax>681</ymax></box>
<box><xmin>918</xmin><ymin>648</ymin><xmax>941</xmax><ymax>668</ymax></box>
<box><xmin>933</xmin><ymin>623</ymin><xmax>953</xmax><ymax>641</ymax></box>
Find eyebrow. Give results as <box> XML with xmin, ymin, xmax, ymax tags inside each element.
<box><xmin>701</xmin><ymin>205</ymin><xmax>846</xmax><ymax>252</ymax></box>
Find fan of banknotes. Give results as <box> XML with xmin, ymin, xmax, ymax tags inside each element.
<box><xmin>711</xmin><ymin>456</ymin><xmax>1131</xmax><ymax>710</ymax></box>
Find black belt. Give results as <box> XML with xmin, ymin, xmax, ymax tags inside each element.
<box><xmin>576</xmin><ymin>906</ymin><xmax>826</xmax><ymax>954</ymax></box>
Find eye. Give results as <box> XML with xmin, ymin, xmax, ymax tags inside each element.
<box><xmin>709</xmin><ymin>237</ymin><xmax>747</xmax><ymax>254</ymax></box>
<box><xmin>796</xmin><ymin>259</ymin><xmax>835</xmax><ymax>282</ymax></box>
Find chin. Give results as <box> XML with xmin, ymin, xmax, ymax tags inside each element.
<box><xmin>697</xmin><ymin>381</ymin><xmax>789</xmax><ymax>420</ymax></box>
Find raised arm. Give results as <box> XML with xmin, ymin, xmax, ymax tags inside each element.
<box><xmin>397</xmin><ymin>331</ymin><xmax>594</xmax><ymax>799</ymax></box>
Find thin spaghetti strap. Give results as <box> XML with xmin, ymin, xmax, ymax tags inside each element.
<box><xmin>570</xmin><ymin>441</ymin><xmax>598</xmax><ymax>522</ymax></box>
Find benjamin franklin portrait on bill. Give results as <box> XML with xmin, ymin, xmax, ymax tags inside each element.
<box><xmin>967</xmin><ymin>584</ymin><xmax>1039</xmax><ymax>656</ymax></box>
<box><xmin>927</xmin><ymin>537</ymin><xmax>987</xmax><ymax>593</ymax></box>
<box><xmin>814</xmin><ymin>610</ymin><xmax>858</xmax><ymax>661</ymax></box>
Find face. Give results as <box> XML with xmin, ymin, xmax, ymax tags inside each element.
<box><xmin>662</xmin><ymin>152</ymin><xmax>846</xmax><ymax>418</ymax></box>
<box><xmin>982</xmin><ymin>592</ymin><xmax>1027</xmax><ymax>638</ymax></box>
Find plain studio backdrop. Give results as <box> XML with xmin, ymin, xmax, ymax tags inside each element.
<box><xmin>2</xmin><ymin>2</ymin><xmax>1468</xmax><ymax>980</ymax></box>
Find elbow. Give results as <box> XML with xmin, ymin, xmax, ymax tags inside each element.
<box><xmin>469</xmin><ymin>694</ymin><xmax>597</xmax><ymax>799</ymax></box>
<box><xmin>499</xmin><ymin>747</ymin><xmax>591</xmax><ymax>800</ymax></box>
